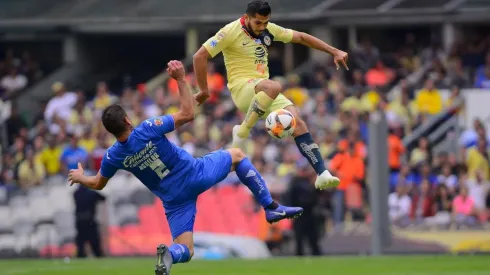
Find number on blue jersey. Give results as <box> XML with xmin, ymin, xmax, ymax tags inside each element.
<box><xmin>149</xmin><ymin>158</ymin><xmax>170</xmax><ymax>179</ymax></box>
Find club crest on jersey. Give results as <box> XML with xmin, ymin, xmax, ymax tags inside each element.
<box><xmin>154</xmin><ymin>118</ymin><xmax>163</xmax><ymax>126</ymax></box>
<box><xmin>263</xmin><ymin>35</ymin><xmax>271</xmax><ymax>46</ymax></box>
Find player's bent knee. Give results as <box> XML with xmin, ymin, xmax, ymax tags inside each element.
<box><xmin>227</xmin><ymin>148</ymin><xmax>246</xmax><ymax>164</ymax></box>
<box><xmin>256</xmin><ymin>80</ymin><xmax>282</xmax><ymax>98</ymax></box>
<box><xmin>293</xmin><ymin>116</ymin><xmax>308</xmax><ymax>136</ymax></box>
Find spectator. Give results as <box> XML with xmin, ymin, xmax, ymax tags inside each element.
<box><xmin>410</xmin><ymin>180</ymin><xmax>435</xmax><ymax>223</ymax></box>
<box><xmin>284</xmin><ymin>74</ymin><xmax>309</xmax><ymax>108</ymax></box>
<box><xmin>74</xmin><ymin>185</ymin><xmax>106</xmax><ymax>258</ymax></box>
<box><xmin>365</xmin><ymin>60</ymin><xmax>395</xmax><ymax>88</ymax></box>
<box><xmin>91</xmin><ymin>81</ymin><xmax>117</xmax><ymax>116</ymax></box>
<box><xmin>444</xmin><ymin>58</ymin><xmax>470</xmax><ymax>88</ymax></box>
<box><xmin>17</xmin><ymin>148</ymin><xmax>46</xmax><ymax>189</ymax></box>
<box><xmin>4</xmin><ymin>104</ymin><xmax>27</xmax><ymax>146</ymax></box>
<box><xmin>288</xmin><ymin>159</ymin><xmax>321</xmax><ymax>256</ymax></box>
<box><xmin>387</xmin><ymin>127</ymin><xmax>405</xmax><ymax>173</ymax></box>
<box><xmin>0</xmin><ymin>67</ymin><xmax>27</xmax><ymax>98</ymax></box>
<box><xmin>437</xmin><ymin>164</ymin><xmax>458</xmax><ymax>192</ymax></box>
<box><xmin>426</xmin><ymin>184</ymin><xmax>453</xmax><ymax>228</ymax></box>
<box><xmin>44</xmin><ymin>82</ymin><xmax>77</xmax><ymax>127</ymax></box>
<box><xmin>410</xmin><ymin>137</ymin><xmax>431</xmax><ymax>166</ymax></box>
<box><xmin>68</xmin><ymin>96</ymin><xmax>93</xmax><ymax>136</ymax></box>
<box><xmin>60</xmin><ymin>134</ymin><xmax>89</xmax><ymax>174</ymax></box>
<box><xmin>415</xmin><ymin>79</ymin><xmax>443</xmax><ymax>115</ymax></box>
<box><xmin>329</xmin><ymin>141</ymin><xmax>365</xmax><ymax>228</ymax></box>
<box><xmin>452</xmin><ymin>186</ymin><xmax>478</xmax><ymax>227</ymax></box>
<box><xmin>466</xmin><ymin>138</ymin><xmax>489</xmax><ymax>181</ymax></box>
<box><xmin>444</xmin><ymin>86</ymin><xmax>462</xmax><ymax>108</ymax></box>
<box><xmin>474</xmin><ymin>67</ymin><xmax>490</xmax><ymax>89</ymax></box>
<box><xmin>388</xmin><ymin>184</ymin><xmax>412</xmax><ymax>227</ymax></box>
<box><xmin>39</xmin><ymin>136</ymin><xmax>63</xmax><ymax>177</ymax></box>
<box><xmin>390</xmin><ymin>165</ymin><xmax>412</xmax><ymax>192</ymax></box>
<box><xmin>466</xmin><ymin>170</ymin><xmax>490</xmax><ymax>219</ymax></box>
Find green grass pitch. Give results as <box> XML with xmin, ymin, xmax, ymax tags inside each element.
<box><xmin>1</xmin><ymin>255</ymin><xmax>489</xmax><ymax>275</ymax></box>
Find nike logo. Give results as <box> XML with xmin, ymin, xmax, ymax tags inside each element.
<box><xmin>242</xmin><ymin>41</ymin><xmax>250</xmax><ymax>46</ymax></box>
<box><xmin>271</xmin><ymin>210</ymin><xmax>286</xmax><ymax>216</ymax></box>
<box><xmin>106</xmin><ymin>152</ymin><xmax>110</xmax><ymax>159</ymax></box>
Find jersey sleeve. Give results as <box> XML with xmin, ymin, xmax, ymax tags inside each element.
<box><xmin>144</xmin><ymin>115</ymin><xmax>175</xmax><ymax>137</ymax></box>
<box><xmin>100</xmin><ymin>151</ymin><xmax>118</xmax><ymax>179</ymax></box>
<box><xmin>203</xmin><ymin>25</ymin><xmax>234</xmax><ymax>58</ymax></box>
<box><xmin>267</xmin><ymin>22</ymin><xmax>294</xmax><ymax>43</ymax></box>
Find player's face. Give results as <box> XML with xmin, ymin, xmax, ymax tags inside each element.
<box><xmin>246</xmin><ymin>14</ymin><xmax>270</xmax><ymax>36</ymax></box>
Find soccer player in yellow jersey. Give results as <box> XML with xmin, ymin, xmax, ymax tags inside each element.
<box><xmin>193</xmin><ymin>0</ymin><xmax>348</xmax><ymax>190</ymax></box>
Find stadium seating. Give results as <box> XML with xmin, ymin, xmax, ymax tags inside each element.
<box><xmin>0</xmin><ymin>171</ymin><xmax>285</xmax><ymax>257</ymax></box>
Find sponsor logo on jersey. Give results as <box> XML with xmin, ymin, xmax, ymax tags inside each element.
<box><xmin>254</xmin><ymin>47</ymin><xmax>266</xmax><ymax>59</ymax></box>
<box><xmin>210</xmin><ymin>40</ymin><xmax>218</xmax><ymax>48</ymax></box>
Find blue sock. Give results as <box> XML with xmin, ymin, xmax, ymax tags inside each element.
<box><xmin>294</xmin><ymin>132</ymin><xmax>326</xmax><ymax>175</ymax></box>
<box><xmin>169</xmin><ymin>244</ymin><xmax>191</xmax><ymax>264</ymax></box>
<box><xmin>235</xmin><ymin>157</ymin><xmax>274</xmax><ymax>208</ymax></box>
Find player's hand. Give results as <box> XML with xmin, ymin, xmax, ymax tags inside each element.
<box><xmin>167</xmin><ymin>60</ymin><xmax>185</xmax><ymax>80</ymax></box>
<box><xmin>333</xmin><ymin>50</ymin><xmax>349</xmax><ymax>71</ymax></box>
<box><xmin>68</xmin><ymin>162</ymin><xmax>84</xmax><ymax>186</ymax></box>
<box><xmin>194</xmin><ymin>91</ymin><xmax>209</xmax><ymax>106</ymax></box>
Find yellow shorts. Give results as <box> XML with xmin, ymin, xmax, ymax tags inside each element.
<box><xmin>229</xmin><ymin>78</ymin><xmax>293</xmax><ymax>118</ymax></box>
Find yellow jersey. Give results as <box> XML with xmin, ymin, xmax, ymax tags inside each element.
<box><xmin>203</xmin><ymin>17</ymin><xmax>294</xmax><ymax>91</ymax></box>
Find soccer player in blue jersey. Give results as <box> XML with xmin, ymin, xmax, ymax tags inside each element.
<box><xmin>68</xmin><ymin>60</ymin><xmax>303</xmax><ymax>275</ymax></box>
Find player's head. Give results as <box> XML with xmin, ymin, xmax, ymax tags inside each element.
<box><xmin>245</xmin><ymin>0</ymin><xmax>271</xmax><ymax>36</ymax></box>
<box><xmin>102</xmin><ymin>104</ymin><xmax>133</xmax><ymax>138</ymax></box>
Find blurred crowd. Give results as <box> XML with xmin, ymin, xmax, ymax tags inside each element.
<box><xmin>1</xmin><ymin>31</ymin><xmax>490</xmax><ymax>240</ymax></box>
<box><xmin>0</xmin><ymin>49</ymin><xmax>44</xmax><ymax>100</ymax></box>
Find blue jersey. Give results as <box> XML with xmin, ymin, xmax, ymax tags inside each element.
<box><xmin>100</xmin><ymin>115</ymin><xmax>194</xmax><ymax>201</ymax></box>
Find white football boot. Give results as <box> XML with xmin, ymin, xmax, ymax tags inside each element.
<box><xmin>232</xmin><ymin>125</ymin><xmax>247</xmax><ymax>151</ymax></box>
<box><xmin>314</xmin><ymin>170</ymin><xmax>341</xmax><ymax>190</ymax></box>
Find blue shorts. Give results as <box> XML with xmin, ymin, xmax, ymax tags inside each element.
<box><xmin>163</xmin><ymin>149</ymin><xmax>232</xmax><ymax>240</ymax></box>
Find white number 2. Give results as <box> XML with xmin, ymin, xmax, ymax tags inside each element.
<box><xmin>149</xmin><ymin>159</ymin><xmax>170</xmax><ymax>179</ymax></box>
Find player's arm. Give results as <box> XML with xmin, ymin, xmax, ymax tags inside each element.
<box><xmin>193</xmin><ymin>27</ymin><xmax>232</xmax><ymax>105</ymax></box>
<box><xmin>291</xmin><ymin>31</ymin><xmax>348</xmax><ymax>70</ymax></box>
<box><xmin>68</xmin><ymin>163</ymin><xmax>109</xmax><ymax>190</ymax></box>
<box><xmin>167</xmin><ymin>60</ymin><xmax>195</xmax><ymax>128</ymax></box>
<box><xmin>267</xmin><ymin>22</ymin><xmax>348</xmax><ymax>70</ymax></box>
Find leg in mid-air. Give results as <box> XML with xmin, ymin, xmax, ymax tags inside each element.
<box><xmin>155</xmin><ymin>231</ymin><xmax>194</xmax><ymax>275</ymax></box>
<box><xmin>232</xmin><ymin>79</ymin><xmax>281</xmax><ymax>149</ymax></box>
<box><xmin>155</xmin><ymin>202</ymin><xmax>197</xmax><ymax>275</ymax></box>
<box><xmin>283</xmin><ymin>105</ymin><xmax>340</xmax><ymax>190</ymax></box>
<box><xmin>228</xmin><ymin>148</ymin><xmax>303</xmax><ymax>223</ymax></box>
<box><xmin>230</xmin><ymin>78</ymin><xmax>339</xmax><ymax>190</ymax></box>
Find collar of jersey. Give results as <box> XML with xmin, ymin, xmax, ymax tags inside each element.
<box><xmin>240</xmin><ymin>16</ymin><xmax>259</xmax><ymax>39</ymax></box>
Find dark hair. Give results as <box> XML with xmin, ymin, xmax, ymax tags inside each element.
<box><xmin>246</xmin><ymin>0</ymin><xmax>271</xmax><ymax>17</ymax></box>
<box><xmin>102</xmin><ymin>104</ymin><xmax>129</xmax><ymax>137</ymax></box>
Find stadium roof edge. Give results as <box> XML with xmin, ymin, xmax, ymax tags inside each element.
<box><xmin>0</xmin><ymin>5</ymin><xmax>488</xmax><ymax>30</ymax></box>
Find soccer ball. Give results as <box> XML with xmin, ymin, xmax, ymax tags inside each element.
<box><xmin>265</xmin><ymin>109</ymin><xmax>296</xmax><ymax>139</ymax></box>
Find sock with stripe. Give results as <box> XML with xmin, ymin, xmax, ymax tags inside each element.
<box><xmin>235</xmin><ymin>157</ymin><xmax>275</xmax><ymax>209</ymax></box>
<box><xmin>237</xmin><ymin>91</ymin><xmax>274</xmax><ymax>138</ymax></box>
<box><xmin>169</xmin><ymin>243</ymin><xmax>191</xmax><ymax>264</ymax></box>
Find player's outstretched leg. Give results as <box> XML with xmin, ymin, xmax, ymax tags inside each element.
<box><xmin>233</xmin><ymin>80</ymin><xmax>281</xmax><ymax>149</ymax></box>
<box><xmin>227</xmin><ymin>148</ymin><xmax>303</xmax><ymax>223</ymax></box>
<box><xmin>155</xmin><ymin>244</ymin><xmax>192</xmax><ymax>275</ymax></box>
<box><xmin>284</xmin><ymin>106</ymin><xmax>340</xmax><ymax>190</ymax></box>
<box><xmin>155</xmin><ymin>234</ymin><xmax>193</xmax><ymax>275</ymax></box>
